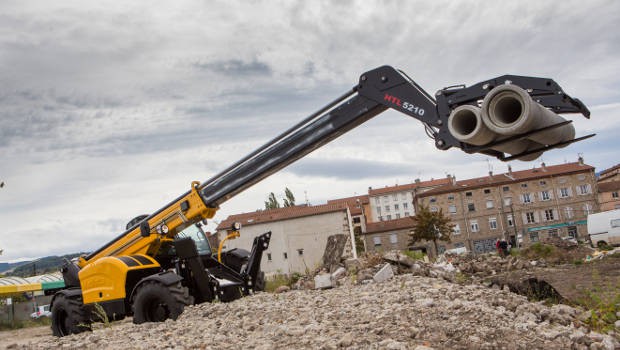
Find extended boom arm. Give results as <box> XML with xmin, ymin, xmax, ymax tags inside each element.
<box><xmin>83</xmin><ymin>65</ymin><xmax>592</xmax><ymax>264</ymax></box>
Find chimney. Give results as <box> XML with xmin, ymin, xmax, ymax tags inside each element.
<box><xmin>508</xmin><ymin>164</ymin><xmax>513</xmax><ymax>175</ymax></box>
<box><xmin>488</xmin><ymin>170</ymin><xmax>493</xmax><ymax>178</ymax></box>
<box><xmin>415</xmin><ymin>178</ymin><xmax>421</xmax><ymax>184</ymax></box>
<box><xmin>450</xmin><ymin>175</ymin><xmax>457</xmax><ymax>185</ymax></box>
<box><xmin>368</xmin><ymin>186</ymin><xmax>372</xmax><ymax>191</ymax></box>
<box><xmin>578</xmin><ymin>155</ymin><xmax>584</xmax><ymax>165</ymax></box>
<box><xmin>541</xmin><ymin>162</ymin><xmax>547</xmax><ymax>171</ymax></box>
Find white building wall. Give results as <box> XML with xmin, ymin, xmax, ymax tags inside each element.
<box><xmin>369</xmin><ymin>191</ymin><xmax>414</xmax><ymax>222</ymax></box>
<box><xmin>217</xmin><ymin>210</ymin><xmax>351</xmax><ymax>277</ymax></box>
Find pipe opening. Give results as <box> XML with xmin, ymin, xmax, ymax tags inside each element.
<box><xmin>451</xmin><ymin>109</ymin><xmax>478</xmax><ymax>135</ymax></box>
<box><xmin>492</xmin><ymin>94</ymin><xmax>523</xmax><ymax>125</ymax></box>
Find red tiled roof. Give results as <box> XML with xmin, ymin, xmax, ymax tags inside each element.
<box><xmin>327</xmin><ymin>195</ymin><xmax>369</xmax><ymax>216</ymax></box>
<box><xmin>368</xmin><ymin>178</ymin><xmax>451</xmax><ymax>196</ymax></box>
<box><xmin>418</xmin><ymin>162</ymin><xmax>594</xmax><ymax>197</ymax></box>
<box><xmin>216</xmin><ymin>203</ymin><xmax>349</xmax><ymax>231</ymax></box>
<box><xmin>598</xmin><ymin>180</ymin><xmax>620</xmax><ymax>193</ymax></box>
<box><xmin>365</xmin><ymin>216</ymin><xmax>416</xmax><ymax>234</ymax></box>
<box><xmin>600</xmin><ymin>164</ymin><xmax>620</xmax><ymax>176</ymax></box>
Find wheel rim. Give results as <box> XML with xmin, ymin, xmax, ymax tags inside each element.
<box><xmin>145</xmin><ymin>299</ymin><xmax>170</xmax><ymax>322</ymax></box>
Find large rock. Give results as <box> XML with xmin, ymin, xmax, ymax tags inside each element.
<box><xmin>322</xmin><ymin>234</ymin><xmax>348</xmax><ymax>273</ymax></box>
<box><xmin>373</xmin><ymin>263</ymin><xmax>395</xmax><ymax>283</ymax></box>
<box><xmin>314</xmin><ymin>273</ymin><xmax>333</xmax><ymax>289</ymax></box>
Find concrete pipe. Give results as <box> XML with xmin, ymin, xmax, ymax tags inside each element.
<box><xmin>480</xmin><ymin>85</ymin><xmax>575</xmax><ymax>148</ymax></box>
<box><xmin>448</xmin><ymin>104</ymin><xmax>543</xmax><ymax>160</ymax></box>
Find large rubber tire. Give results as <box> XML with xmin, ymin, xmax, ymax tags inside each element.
<box><xmin>51</xmin><ymin>294</ymin><xmax>91</xmax><ymax>337</ymax></box>
<box><xmin>132</xmin><ymin>281</ymin><xmax>191</xmax><ymax>324</ymax></box>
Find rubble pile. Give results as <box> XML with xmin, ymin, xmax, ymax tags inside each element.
<box><xmin>20</xmin><ymin>273</ymin><xmax>619</xmax><ymax>350</ymax></box>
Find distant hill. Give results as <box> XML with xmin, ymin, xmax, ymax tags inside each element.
<box><xmin>1</xmin><ymin>253</ymin><xmax>86</xmax><ymax>277</ymax></box>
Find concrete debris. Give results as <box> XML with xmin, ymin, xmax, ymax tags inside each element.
<box><xmin>373</xmin><ymin>263</ymin><xmax>395</xmax><ymax>283</ymax></box>
<box><xmin>321</xmin><ymin>234</ymin><xmax>348</xmax><ymax>273</ymax></box>
<box><xmin>313</xmin><ymin>273</ymin><xmax>333</xmax><ymax>290</ymax></box>
<box><xmin>20</xmin><ymin>273</ymin><xmax>619</xmax><ymax>350</ymax></box>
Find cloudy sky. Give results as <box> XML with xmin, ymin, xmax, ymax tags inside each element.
<box><xmin>1</xmin><ymin>0</ymin><xmax>618</xmax><ymax>262</ymax></box>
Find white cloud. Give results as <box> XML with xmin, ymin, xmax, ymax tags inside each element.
<box><xmin>0</xmin><ymin>0</ymin><xmax>619</xmax><ymax>261</ymax></box>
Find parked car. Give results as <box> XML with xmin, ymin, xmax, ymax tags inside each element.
<box><xmin>30</xmin><ymin>304</ymin><xmax>51</xmax><ymax>319</ymax></box>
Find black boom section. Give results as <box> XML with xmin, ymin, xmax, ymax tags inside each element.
<box><xmin>200</xmin><ymin>94</ymin><xmax>386</xmax><ymax>207</ymax></box>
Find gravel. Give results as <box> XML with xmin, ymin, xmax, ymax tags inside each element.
<box><xmin>8</xmin><ymin>273</ymin><xmax>619</xmax><ymax>350</ymax></box>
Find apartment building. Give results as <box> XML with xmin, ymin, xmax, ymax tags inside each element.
<box><xmin>598</xmin><ymin>164</ymin><xmax>620</xmax><ymax>183</ymax></box>
<box><xmin>414</xmin><ymin>158</ymin><xmax>598</xmax><ymax>254</ymax></box>
<box><xmin>368</xmin><ymin>178</ymin><xmax>450</xmax><ymax>222</ymax></box>
<box><xmin>363</xmin><ymin>217</ymin><xmax>415</xmax><ymax>253</ymax></box>
<box><xmin>216</xmin><ymin>203</ymin><xmax>354</xmax><ymax>276</ymax></box>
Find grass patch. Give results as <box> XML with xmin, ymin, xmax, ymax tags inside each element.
<box><xmin>573</xmin><ymin>286</ymin><xmax>620</xmax><ymax>333</ymax></box>
<box><xmin>403</xmin><ymin>250</ymin><xmax>426</xmax><ymax>260</ymax></box>
<box><xmin>0</xmin><ymin>317</ymin><xmax>51</xmax><ymax>331</ymax></box>
<box><xmin>264</xmin><ymin>273</ymin><xmax>303</xmax><ymax>292</ymax></box>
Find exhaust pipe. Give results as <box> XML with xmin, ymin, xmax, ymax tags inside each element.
<box><xmin>448</xmin><ymin>105</ymin><xmax>543</xmax><ymax>161</ymax></box>
<box><xmin>480</xmin><ymin>85</ymin><xmax>575</xmax><ymax>148</ymax></box>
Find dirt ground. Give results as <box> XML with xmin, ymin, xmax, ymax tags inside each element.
<box><xmin>0</xmin><ymin>325</ymin><xmax>51</xmax><ymax>348</ymax></box>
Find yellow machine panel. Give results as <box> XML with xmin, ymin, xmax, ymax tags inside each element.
<box><xmin>79</xmin><ymin>255</ymin><xmax>160</xmax><ymax>305</ymax></box>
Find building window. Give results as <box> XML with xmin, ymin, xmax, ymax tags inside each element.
<box><xmin>522</xmin><ymin>193</ymin><xmax>532</xmax><ymax>204</ymax></box>
<box><xmin>453</xmin><ymin>224</ymin><xmax>461</xmax><ymax>235</ymax></box>
<box><xmin>507</xmin><ymin>214</ymin><xmax>514</xmax><ymax>227</ymax></box>
<box><xmin>383</xmin><ymin>195</ymin><xmax>388</xmax><ymax>202</ymax></box>
<box><xmin>564</xmin><ymin>207</ymin><xmax>574</xmax><ymax>219</ymax></box>
<box><xmin>378</xmin><ymin>216</ymin><xmax>383</xmax><ymax>221</ymax></box>
<box><xmin>470</xmin><ymin>220</ymin><xmax>479</xmax><ymax>232</ymax></box>
<box><xmin>377</xmin><ymin>207</ymin><xmax>382</xmax><ymax>214</ymax></box>
<box><xmin>404</xmin><ymin>212</ymin><xmax>410</xmax><ymax>216</ymax></box>
<box><xmin>394</xmin><ymin>204</ymin><xmax>399</xmax><ymax>210</ymax></box>
<box><xmin>392</xmin><ymin>194</ymin><xmax>398</xmax><ymax>200</ymax></box>
<box><xmin>401</xmin><ymin>193</ymin><xmax>407</xmax><ymax>200</ymax></box>
<box><xmin>504</xmin><ymin>197</ymin><xmax>512</xmax><ymax>206</ymax></box>
<box><xmin>577</xmin><ymin>174</ymin><xmax>586</xmax><ymax>181</ymax></box>
<box><xmin>529</xmin><ymin>232</ymin><xmax>539</xmax><ymax>242</ymax></box>
<box><xmin>375</xmin><ymin>197</ymin><xmax>381</xmax><ymax>205</ymax></box>
<box><xmin>267</xmin><ymin>253</ymin><xmax>272</xmax><ymax>261</ymax></box>
<box><xmin>297</xmin><ymin>249</ymin><xmax>304</xmax><ymax>256</ymax></box>
<box><xmin>567</xmin><ymin>226</ymin><xmax>577</xmax><ymax>238</ymax></box>
<box><xmin>283</xmin><ymin>252</ymin><xmax>288</xmax><ymax>259</ymax></box>
<box><xmin>544</xmin><ymin>209</ymin><xmax>555</xmax><ymax>221</ymax></box>
<box><xmin>526</xmin><ymin>212</ymin><xmax>536</xmax><ymax>224</ymax></box>
<box><xmin>353</xmin><ymin>217</ymin><xmax>361</xmax><ymax>224</ymax></box>
<box><xmin>403</xmin><ymin>202</ymin><xmax>409</xmax><ymax>209</ymax></box>
<box><xmin>541</xmin><ymin>191</ymin><xmax>551</xmax><ymax>201</ymax></box>
<box><xmin>430</xmin><ymin>197</ymin><xmax>437</xmax><ymax>203</ymax></box>
<box><xmin>386</xmin><ymin>215</ymin><xmax>392</xmax><ymax>220</ymax></box>
<box><xmin>503</xmin><ymin>186</ymin><xmax>510</xmax><ymax>192</ymax></box>
<box><xmin>373</xmin><ymin>236</ymin><xmax>382</xmax><ymax>247</ymax></box>
<box><xmin>385</xmin><ymin>205</ymin><xmax>390</xmax><ymax>212</ymax></box>
<box><xmin>612</xmin><ymin>191</ymin><xmax>619</xmax><ymax>198</ymax></box>
<box><xmin>521</xmin><ymin>183</ymin><xmax>528</xmax><ymax>188</ymax></box>
<box><xmin>489</xmin><ymin>217</ymin><xmax>498</xmax><ymax>230</ymax></box>
<box><xmin>448</xmin><ymin>204</ymin><xmax>457</xmax><ymax>214</ymax></box>
<box><xmin>578</xmin><ymin>184</ymin><xmax>590</xmax><ymax>195</ymax></box>
<box><xmin>447</xmin><ymin>194</ymin><xmax>455</xmax><ymax>200</ymax></box>
<box><xmin>548</xmin><ymin>229</ymin><xmax>558</xmax><ymax>238</ymax></box>
<box><xmin>389</xmin><ymin>233</ymin><xmax>398</xmax><ymax>244</ymax></box>
<box><xmin>484</xmin><ymin>189</ymin><xmax>491</xmax><ymax>194</ymax></box>
<box><xmin>583</xmin><ymin>203</ymin><xmax>593</xmax><ymax>215</ymax></box>
<box><xmin>465</xmin><ymin>192</ymin><xmax>472</xmax><ymax>197</ymax></box>
<box><xmin>539</xmin><ymin>180</ymin><xmax>547</xmax><ymax>186</ymax></box>
<box><xmin>467</xmin><ymin>203</ymin><xmax>476</xmax><ymax>212</ymax></box>
<box><xmin>559</xmin><ymin>187</ymin><xmax>570</xmax><ymax>198</ymax></box>
<box><xmin>558</xmin><ymin>177</ymin><xmax>567</xmax><ymax>184</ymax></box>
<box><xmin>486</xmin><ymin>200</ymin><xmax>494</xmax><ymax>209</ymax></box>
<box><xmin>430</xmin><ymin>206</ymin><xmax>438</xmax><ymax>212</ymax></box>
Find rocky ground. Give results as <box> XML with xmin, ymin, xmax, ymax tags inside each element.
<box><xmin>3</xmin><ymin>242</ymin><xmax>619</xmax><ymax>349</ymax></box>
<box><xmin>5</xmin><ymin>272</ymin><xmax>620</xmax><ymax>350</ymax></box>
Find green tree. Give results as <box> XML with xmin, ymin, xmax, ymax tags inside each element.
<box><xmin>264</xmin><ymin>192</ymin><xmax>281</xmax><ymax>210</ymax></box>
<box><xmin>407</xmin><ymin>205</ymin><xmax>453</xmax><ymax>257</ymax></box>
<box><xmin>283</xmin><ymin>187</ymin><xmax>295</xmax><ymax>207</ymax></box>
